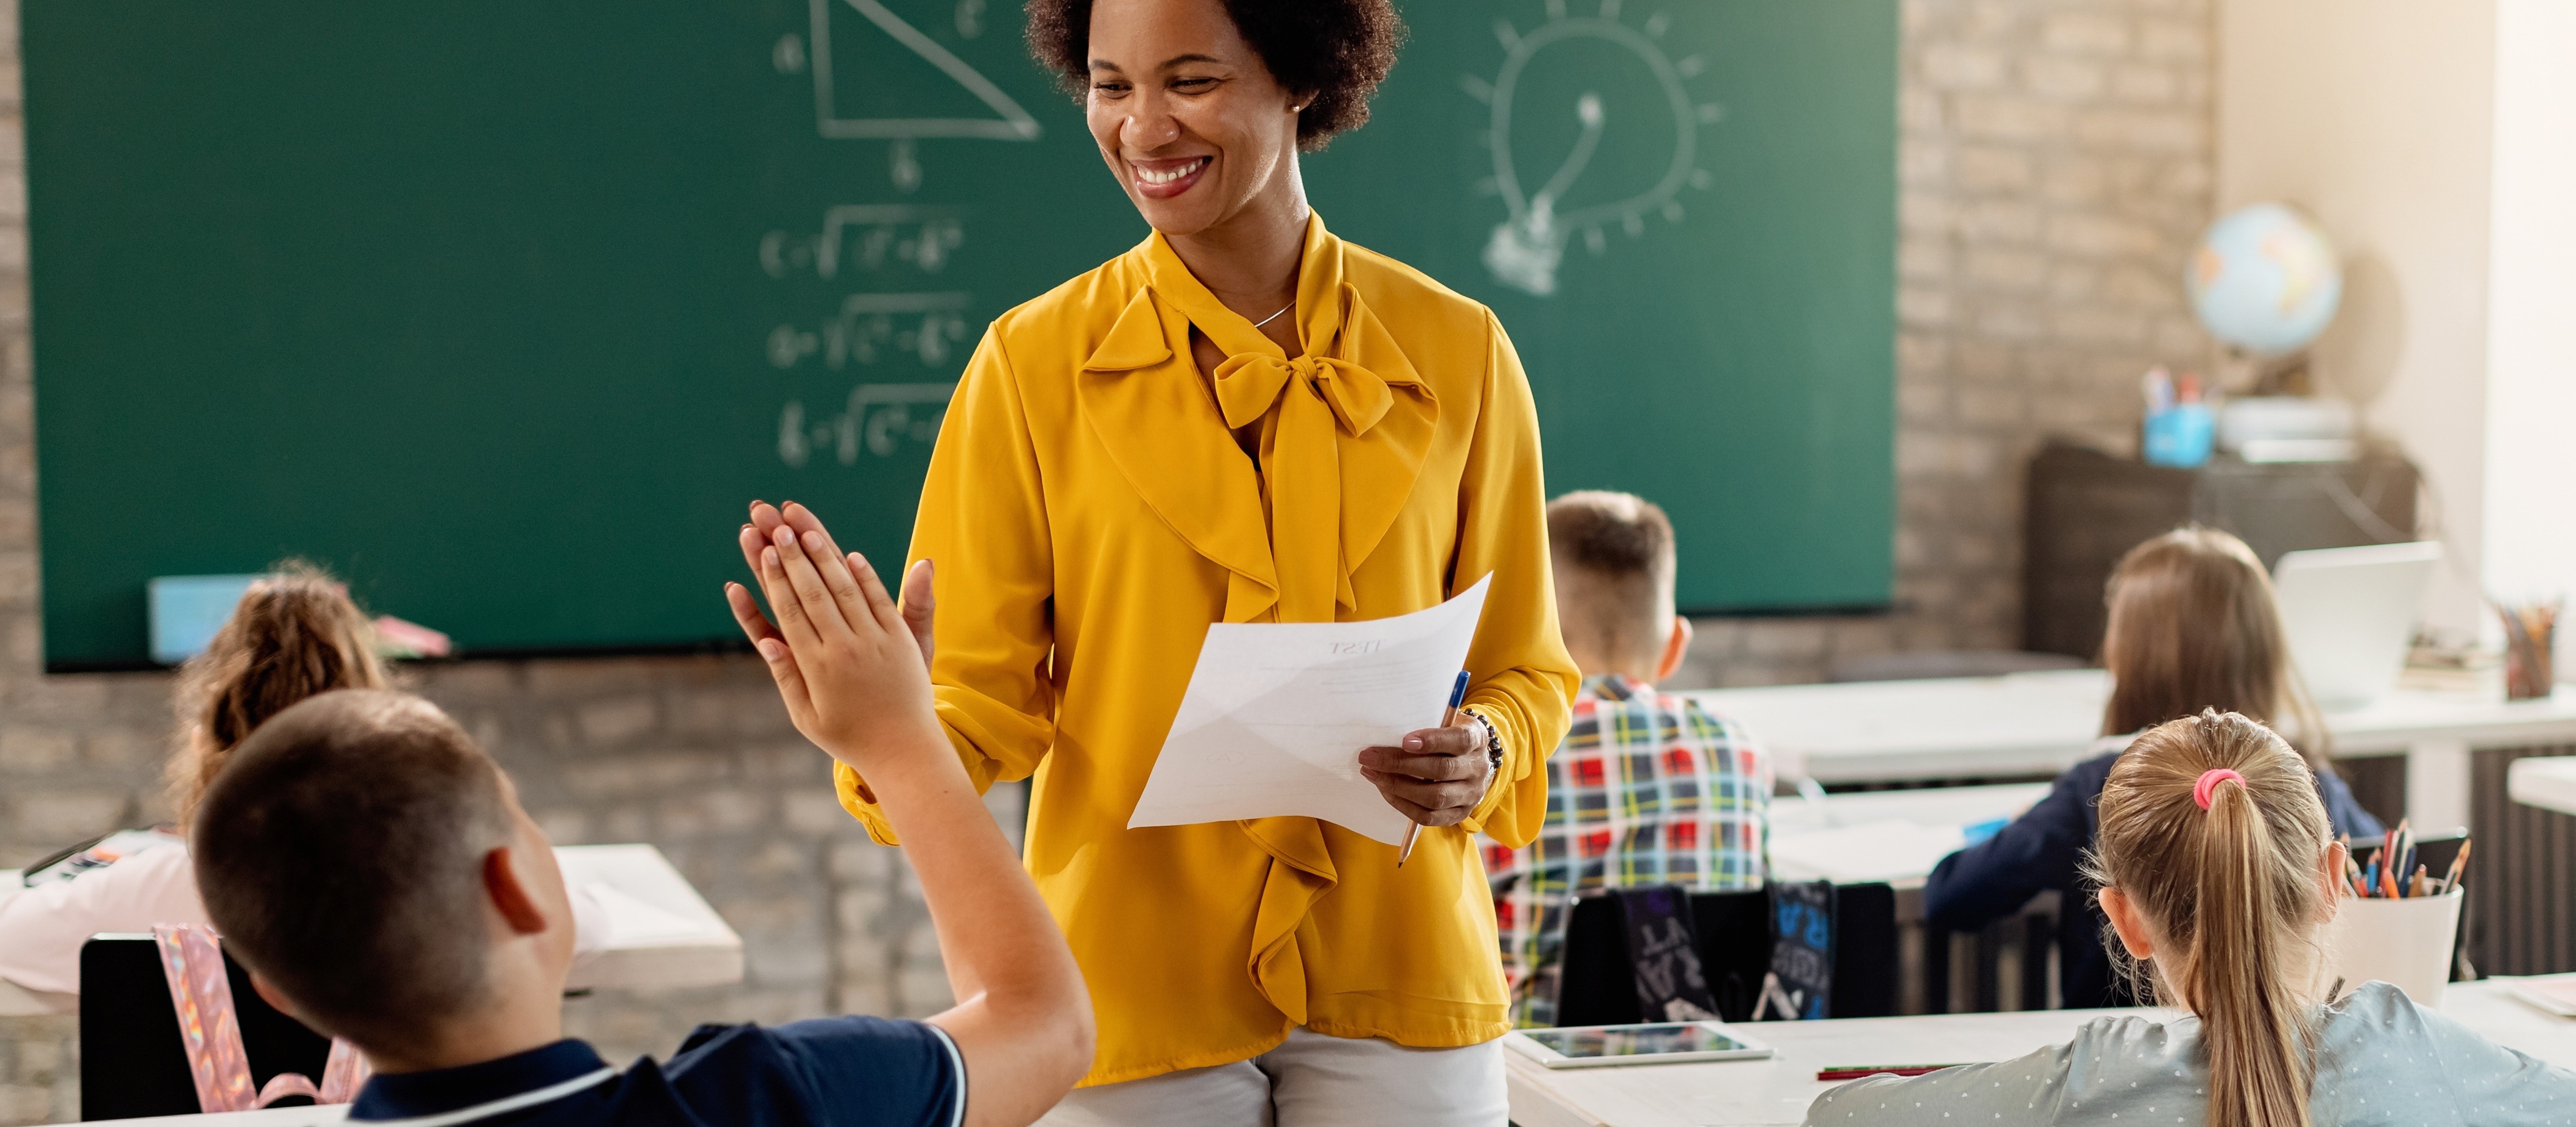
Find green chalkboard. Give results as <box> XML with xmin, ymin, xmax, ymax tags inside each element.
<box><xmin>1310</xmin><ymin>1</ymin><xmax>1898</xmax><ymax>615</ymax></box>
<box><xmin>27</xmin><ymin>0</ymin><xmax>1893</xmax><ymax>669</ymax></box>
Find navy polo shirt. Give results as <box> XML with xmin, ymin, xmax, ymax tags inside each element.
<box><xmin>346</xmin><ymin>1017</ymin><xmax>963</xmax><ymax>1127</ymax></box>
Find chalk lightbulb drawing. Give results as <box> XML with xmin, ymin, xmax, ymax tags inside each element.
<box><xmin>1468</xmin><ymin>2</ymin><xmax>1722</xmax><ymax>296</ymax></box>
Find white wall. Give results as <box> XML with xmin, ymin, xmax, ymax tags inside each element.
<box><xmin>2216</xmin><ymin>0</ymin><xmax>2498</xmax><ymax>638</ymax></box>
<box><xmin>2483</xmin><ymin>0</ymin><xmax>2576</xmax><ymax>651</ymax></box>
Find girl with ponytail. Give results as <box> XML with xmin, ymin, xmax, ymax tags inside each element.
<box><xmin>1</xmin><ymin>564</ymin><xmax>607</xmax><ymax>1001</ymax></box>
<box><xmin>0</xmin><ymin>564</ymin><xmax>396</xmax><ymax>998</ymax></box>
<box><xmin>1807</xmin><ymin>710</ymin><xmax>2576</xmax><ymax>1126</ymax></box>
<box><xmin>1927</xmin><ymin>527</ymin><xmax>2386</xmax><ymax>1009</ymax></box>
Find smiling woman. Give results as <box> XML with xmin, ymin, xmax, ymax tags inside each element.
<box><xmin>804</xmin><ymin>2</ymin><xmax>1579</xmax><ymax>1124</ymax></box>
<box><xmin>1026</xmin><ymin>0</ymin><xmax>1401</xmax><ymax>151</ymax></box>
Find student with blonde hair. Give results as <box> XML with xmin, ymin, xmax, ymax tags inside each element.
<box><xmin>0</xmin><ymin>564</ymin><xmax>390</xmax><ymax>997</ymax></box>
<box><xmin>1924</xmin><ymin>527</ymin><xmax>2383</xmax><ymax>1009</ymax></box>
<box><xmin>0</xmin><ymin>566</ymin><xmax>600</xmax><ymax>1001</ymax></box>
<box><xmin>1808</xmin><ymin>709</ymin><xmax>2576</xmax><ymax>1125</ymax></box>
<box><xmin>165</xmin><ymin>563</ymin><xmax>393</xmax><ymax>823</ymax></box>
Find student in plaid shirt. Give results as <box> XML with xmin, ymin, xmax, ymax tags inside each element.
<box><xmin>1481</xmin><ymin>492</ymin><xmax>1770</xmax><ymax>1027</ymax></box>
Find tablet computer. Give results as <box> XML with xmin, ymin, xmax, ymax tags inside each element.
<box><xmin>1502</xmin><ymin>1021</ymin><xmax>1774</xmax><ymax>1069</ymax></box>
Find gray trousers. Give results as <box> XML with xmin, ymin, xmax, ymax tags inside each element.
<box><xmin>1036</xmin><ymin>1027</ymin><xmax>1509</xmax><ymax>1127</ymax></box>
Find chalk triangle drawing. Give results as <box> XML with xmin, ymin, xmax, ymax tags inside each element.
<box><xmin>809</xmin><ymin>0</ymin><xmax>1042</xmax><ymax>141</ymax></box>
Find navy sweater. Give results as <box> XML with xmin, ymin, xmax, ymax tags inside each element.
<box><xmin>1922</xmin><ymin>742</ymin><xmax>2386</xmax><ymax>1009</ymax></box>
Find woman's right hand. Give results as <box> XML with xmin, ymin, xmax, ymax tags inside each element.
<box><xmin>725</xmin><ymin>504</ymin><xmax>944</xmax><ymax>777</ymax></box>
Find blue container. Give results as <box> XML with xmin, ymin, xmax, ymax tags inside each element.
<box><xmin>147</xmin><ymin>574</ymin><xmax>260</xmax><ymax>665</ymax></box>
<box><xmin>2142</xmin><ymin>403</ymin><xmax>2216</xmax><ymax>468</ymax></box>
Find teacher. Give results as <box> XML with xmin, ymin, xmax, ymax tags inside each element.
<box><xmin>810</xmin><ymin>0</ymin><xmax>1573</xmax><ymax>1121</ymax></box>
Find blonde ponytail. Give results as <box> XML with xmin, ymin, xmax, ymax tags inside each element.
<box><xmin>2195</xmin><ymin>774</ymin><xmax>2309</xmax><ymax>1127</ymax></box>
<box><xmin>2085</xmin><ymin>709</ymin><xmax>2334</xmax><ymax>1127</ymax></box>
<box><xmin>168</xmin><ymin>562</ymin><xmax>391</xmax><ymax>825</ymax></box>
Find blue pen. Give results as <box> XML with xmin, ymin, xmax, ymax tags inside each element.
<box><xmin>1395</xmin><ymin>671</ymin><xmax>1475</xmax><ymax>868</ymax></box>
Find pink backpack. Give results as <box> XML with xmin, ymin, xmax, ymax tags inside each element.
<box><xmin>152</xmin><ymin>924</ymin><xmax>370</xmax><ymax>1110</ymax></box>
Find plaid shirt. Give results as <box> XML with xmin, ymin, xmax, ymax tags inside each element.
<box><xmin>1480</xmin><ymin>673</ymin><xmax>1770</xmax><ymax>1026</ymax></box>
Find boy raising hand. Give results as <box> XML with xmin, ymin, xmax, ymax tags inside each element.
<box><xmin>191</xmin><ymin>504</ymin><xmax>1091</xmax><ymax>1126</ymax></box>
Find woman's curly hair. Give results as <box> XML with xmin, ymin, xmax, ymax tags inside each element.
<box><xmin>1024</xmin><ymin>0</ymin><xmax>1405</xmax><ymax>151</ymax></box>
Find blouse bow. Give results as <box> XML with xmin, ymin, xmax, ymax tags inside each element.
<box><xmin>1210</xmin><ymin>351</ymin><xmax>1411</xmax><ymax>622</ymax></box>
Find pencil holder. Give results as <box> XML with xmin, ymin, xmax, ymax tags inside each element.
<box><xmin>2499</xmin><ymin>601</ymin><xmax>2558</xmax><ymax>701</ymax></box>
<box><xmin>2141</xmin><ymin>404</ymin><xmax>2215</xmax><ymax>468</ymax></box>
<box><xmin>2319</xmin><ymin>887</ymin><xmax>2462</xmax><ymax>1006</ymax></box>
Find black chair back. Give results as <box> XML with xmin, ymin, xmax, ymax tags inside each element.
<box><xmin>1557</xmin><ymin>884</ymin><xmax>1896</xmax><ymax>1025</ymax></box>
<box><xmin>78</xmin><ymin>935</ymin><xmax>333</xmax><ymax>1120</ymax></box>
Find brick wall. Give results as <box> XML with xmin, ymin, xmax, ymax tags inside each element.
<box><xmin>0</xmin><ymin>0</ymin><xmax>2218</xmax><ymax>1119</ymax></box>
<box><xmin>1672</xmin><ymin>0</ymin><xmax>2218</xmax><ymax>690</ymax></box>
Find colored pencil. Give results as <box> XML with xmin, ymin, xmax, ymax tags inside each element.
<box><xmin>2395</xmin><ymin>819</ymin><xmax>2413</xmax><ymax>888</ymax></box>
<box><xmin>2440</xmin><ymin>838</ymin><xmax>2474</xmax><ymax>892</ymax></box>
<box><xmin>1816</xmin><ymin>1065</ymin><xmax>1972</xmax><ymax>1081</ymax></box>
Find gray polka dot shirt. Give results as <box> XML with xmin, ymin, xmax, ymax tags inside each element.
<box><xmin>1804</xmin><ymin>983</ymin><xmax>2576</xmax><ymax>1125</ymax></box>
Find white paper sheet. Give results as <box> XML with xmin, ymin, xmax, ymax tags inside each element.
<box><xmin>1127</xmin><ymin>575</ymin><xmax>1493</xmax><ymax>846</ymax></box>
<box><xmin>1766</xmin><ymin>819</ymin><xmax>1969</xmax><ymax>885</ymax></box>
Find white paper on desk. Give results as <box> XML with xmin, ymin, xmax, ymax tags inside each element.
<box><xmin>1767</xmin><ymin>819</ymin><xmax>1968</xmax><ymax>885</ymax></box>
<box><xmin>1127</xmin><ymin>575</ymin><xmax>1492</xmax><ymax>846</ymax></box>
<box><xmin>584</xmin><ymin>882</ymin><xmax>721</xmax><ymax>946</ymax></box>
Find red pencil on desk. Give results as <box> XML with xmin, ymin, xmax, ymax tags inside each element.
<box><xmin>1815</xmin><ymin>1064</ymin><xmax>1974</xmax><ymax>1080</ymax></box>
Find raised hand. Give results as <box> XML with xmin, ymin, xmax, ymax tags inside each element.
<box><xmin>1357</xmin><ymin>712</ymin><xmax>1495</xmax><ymax>828</ymax></box>
<box><xmin>748</xmin><ymin>501</ymin><xmax>934</xmax><ymax>668</ymax></box>
<box><xmin>725</xmin><ymin>503</ymin><xmax>942</xmax><ymax>775</ymax></box>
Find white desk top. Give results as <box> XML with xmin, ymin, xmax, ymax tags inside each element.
<box><xmin>2508</xmin><ymin>756</ymin><xmax>2576</xmax><ymax>817</ymax></box>
<box><xmin>1693</xmin><ymin>671</ymin><xmax>2576</xmax><ymax>783</ymax></box>
<box><xmin>1766</xmin><ymin>783</ymin><xmax>2048</xmax><ymax>887</ymax></box>
<box><xmin>0</xmin><ymin>843</ymin><xmax>741</xmax><ymax>1016</ymax></box>
<box><xmin>553</xmin><ymin>844</ymin><xmax>743</xmax><ymax>993</ymax></box>
<box><xmin>1508</xmin><ymin>977</ymin><xmax>2576</xmax><ymax>1127</ymax></box>
<box><xmin>44</xmin><ymin>979</ymin><xmax>2576</xmax><ymax>1126</ymax></box>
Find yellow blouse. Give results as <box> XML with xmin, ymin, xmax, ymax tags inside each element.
<box><xmin>834</xmin><ymin>212</ymin><xmax>1577</xmax><ymax>1086</ymax></box>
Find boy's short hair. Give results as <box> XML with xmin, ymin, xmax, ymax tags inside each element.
<box><xmin>1547</xmin><ymin>490</ymin><xmax>1678</xmax><ymax>665</ymax></box>
<box><xmin>191</xmin><ymin>689</ymin><xmax>516</xmax><ymax>1053</ymax></box>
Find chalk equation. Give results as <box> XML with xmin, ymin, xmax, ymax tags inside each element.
<box><xmin>769</xmin><ymin>291</ymin><xmax>972</xmax><ymax>370</ymax></box>
<box><xmin>761</xmin><ymin>204</ymin><xmax>964</xmax><ymax>280</ymax></box>
<box><xmin>779</xmin><ymin>381</ymin><xmax>955</xmax><ymax>467</ymax></box>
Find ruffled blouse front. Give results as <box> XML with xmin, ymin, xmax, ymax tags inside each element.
<box><xmin>834</xmin><ymin>213</ymin><xmax>1577</xmax><ymax>1085</ymax></box>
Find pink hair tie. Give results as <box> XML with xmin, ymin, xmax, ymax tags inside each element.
<box><xmin>2194</xmin><ymin>768</ymin><xmax>2245</xmax><ymax>810</ymax></box>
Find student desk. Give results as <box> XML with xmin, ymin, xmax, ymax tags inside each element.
<box><xmin>1505</xmin><ymin>976</ymin><xmax>2576</xmax><ymax>1127</ymax></box>
<box><xmin>1768</xmin><ymin>783</ymin><xmax>2056</xmax><ymax>1013</ymax></box>
<box><xmin>42</xmin><ymin>983</ymin><xmax>2576</xmax><ymax>1127</ymax></box>
<box><xmin>2508</xmin><ymin>756</ymin><xmax>2576</xmax><ymax>816</ymax></box>
<box><xmin>0</xmin><ymin>843</ymin><xmax>741</xmax><ymax>1017</ymax></box>
<box><xmin>1692</xmin><ymin>671</ymin><xmax>2576</xmax><ymax>830</ymax></box>
<box><xmin>1767</xmin><ymin>783</ymin><xmax>2047</xmax><ymax>888</ymax></box>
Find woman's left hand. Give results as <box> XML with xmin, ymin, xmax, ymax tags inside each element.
<box><xmin>1359</xmin><ymin>713</ymin><xmax>1493</xmax><ymax>828</ymax></box>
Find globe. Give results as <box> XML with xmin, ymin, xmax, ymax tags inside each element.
<box><xmin>2185</xmin><ymin>203</ymin><xmax>2343</xmax><ymax>355</ymax></box>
